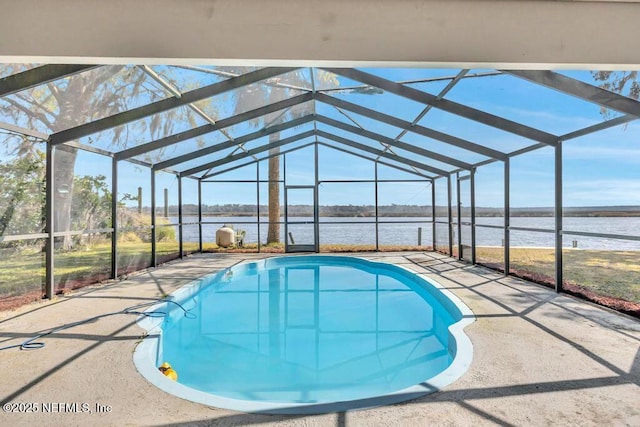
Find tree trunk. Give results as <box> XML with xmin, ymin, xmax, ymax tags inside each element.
<box><xmin>266</xmin><ymin>133</ymin><xmax>280</xmax><ymax>244</ymax></box>
<box><xmin>0</xmin><ymin>189</ymin><xmax>24</xmax><ymax>237</ymax></box>
<box><xmin>53</xmin><ymin>145</ymin><xmax>77</xmax><ymax>250</ymax></box>
<box><xmin>51</xmin><ymin>79</ymin><xmax>85</xmax><ymax>251</ymax></box>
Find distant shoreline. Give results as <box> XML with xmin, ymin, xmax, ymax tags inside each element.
<box><xmin>169</xmin><ymin>212</ymin><xmax>640</xmax><ymax>218</ymax></box>
<box><xmin>140</xmin><ymin>204</ymin><xmax>640</xmax><ymax>218</ymax></box>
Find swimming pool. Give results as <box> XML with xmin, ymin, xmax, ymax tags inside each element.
<box><xmin>134</xmin><ymin>255</ymin><xmax>474</xmax><ymax>414</ymax></box>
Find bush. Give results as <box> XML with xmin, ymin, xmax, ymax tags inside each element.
<box><xmin>119</xmin><ymin>231</ymin><xmax>143</xmax><ymax>243</ymax></box>
<box><xmin>155</xmin><ymin>218</ymin><xmax>176</xmax><ymax>242</ymax></box>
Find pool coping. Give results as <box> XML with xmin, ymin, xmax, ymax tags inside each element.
<box><xmin>133</xmin><ymin>254</ymin><xmax>476</xmax><ymax>414</ymax></box>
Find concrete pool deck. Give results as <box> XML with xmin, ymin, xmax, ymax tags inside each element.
<box><xmin>1</xmin><ymin>252</ymin><xmax>639</xmax><ymax>426</ymax></box>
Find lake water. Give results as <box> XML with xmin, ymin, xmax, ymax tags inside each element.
<box><xmin>168</xmin><ymin>216</ymin><xmax>640</xmax><ymax>250</ymax></box>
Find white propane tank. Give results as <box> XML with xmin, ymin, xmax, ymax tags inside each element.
<box><xmin>216</xmin><ymin>225</ymin><xmax>236</xmax><ymax>248</ymax></box>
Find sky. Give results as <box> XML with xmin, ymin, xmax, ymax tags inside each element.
<box><xmin>2</xmin><ymin>65</ymin><xmax>639</xmax><ymax>209</ymax></box>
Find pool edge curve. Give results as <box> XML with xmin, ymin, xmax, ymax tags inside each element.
<box><xmin>133</xmin><ymin>254</ymin><xmax>476</xmax><ymax>415</ymax></box>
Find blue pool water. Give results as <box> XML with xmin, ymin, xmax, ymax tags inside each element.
<box><xmin>135</xmin><ymin>256</ymin><xmax>474</xmax><ymax>413</ymax></box>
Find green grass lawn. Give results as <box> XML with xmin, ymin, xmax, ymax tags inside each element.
<box><xmin>1</xmin><ymin>241</ymin><xmax>182</xmax><ymax>297</ymax></box>
<box><xmin>474</xmin><ymin>246</ymin><xmax>640</xmax><ymax>303</ymax></box>
<box><xmin>1</xmin><ymin>243</ymin><xmax>638</xmax><ymax>309</ymax></box>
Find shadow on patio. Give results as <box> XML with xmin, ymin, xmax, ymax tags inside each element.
<box><xmin>1</xmin><ymin>252</ymin><xmax>639</xmax><ymax>426</ymax></box>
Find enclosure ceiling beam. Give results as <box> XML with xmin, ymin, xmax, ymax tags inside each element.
<box><xmin>139</xmin><ymin>65</ymin><xmax>182</xmax><ymax>98</ymax></box>
<box><xmin>0</xmin><ymin>64</ymin><xmax>100</xmax><ymax>98</ymax></box>
<box><xmin>181</xmin><ymin>130</ymin><xmax>315</xmax><ymax>177</ymax></box>
<box><xmin>502</xmin><ymin>109</ymin><xmax>636</xmax><ymax>156</ymax></box>
<box><xmin>155</xmin><ymin>114</ymin><xmax>315</xmax><ymax>171</ymax></box>
<box><xmin>315</xmin><ymin>92</ymin><xmax>506</xmax><ymax>160</ymax></box>
<box><xmin>64</xmin><ymin>139</ymin><xmax>169</xmax><ymax>171</ymax></box>
<box><xmin>49</xmin><ymin>67</ymin><xmax>299</xmax><ymax>145</ymax></box>
<box><xmin>323</xmin><ymin>101</ymin><xmax>424</xmax><ymax>175</ymax></box>
<box><xmin>115</xmin><ymin>92</ymin><xmax>313</xmax><ymax>161</ymax></box>
<box><xmin>507</xmin><ymin>142</ymin><xmax>548</xmax><ymax>158</ymax></box>
<box><xmin>63</xmin><ymin>140</ymin><xmax>114</xmax><ymax>158</ymax></box>
<box><xmin>174</xmin><ymin>65</ymin><xmax>310</xmax><ymax>92</ymax></box>
<box><xmin>203</xmin><ymin>141</ymin><xmax>317</xmax><ymax>179</ymax></box>
<box><xmin>138</xmin><ymin>65</ymin><xmax>242</xmax><ymax>155</ymax></box>
<box><xmin>261</xmin><ymin>106</ymin><xmax>294</xmax><ymax>131</ymax></box>
<box><xmin>320</xmin><ymin>71</ymin><xmax>501</xmax><ymax>94</ymax></box>
<box><xmin>203</xmin><ymin>138</ymin><xmax>434</xmax><ymax>180</ymax></box>
<box><xmin>384</xmin><ymin>68</ymin><xmax>469</xmax><ymax>158</ymax></box>
<box><xmin>334</xmin><ymin>106</ymin><xmax>367</xmax><ymax>130</ymax></box>
<box><xmin>316</xmin><ymin>130</ymin><xmax>443</xmax><ymax>177</ymax></box>
<box><xmin>0</xmin><ymin>121</ymin><xmax>49</xmax><ymax>140</ymax></box>
<box><xmin>315</xmin><ymin>115</ymin><xmax>471</xmax><ymax>170</ymax></box>
<box><xmin>465</xmin><ymin>157</ymin><xmax>499</xmax><ymax>171</ymax></box>
<box><xmin>317</xmin><ymin>141</ymin><xmax>432</xmax><ymax>179</ymax></box>
<box><xmin>61</xmin><ymin>138</ymin><xmax>178</xmax><ymax>173</ymax></box>
<box><xmin>321</xmin><ymin>141</ymin><xmax>377</xmax><ymax>174</ymax></box>
<box><xmin>322</xmin><ymin>68</ymin><xmax>558</xmax><ymax>146</ymax></box>
<box><xmin>559</xmin><ymin>114</ymin><xmax>637</xmax><ymax>142</ymax></box>
<box><xmin>504</xmin><ymin>70</ymin><xmax>640</xmax><ymax>119</ymax></box>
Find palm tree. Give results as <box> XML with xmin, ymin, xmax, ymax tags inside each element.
<box><xmin>217</xmin><ymin>67</ymin><xmax>337</xmax><ymax>244</ymax></box>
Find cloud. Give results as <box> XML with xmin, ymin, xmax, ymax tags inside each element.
<box><xmin>454</xmin><ymin>101</ymin><xmax>602</xmax><ymax>134</ymax></box>
<box><xmin>563</xmin><ymin>145</ymin><xmax>640</xmax><ymax>163</ymax></box>
<box><xmin>495</xmin><ymin>105</ymin><xmax>599</xmax><ymax>129</ymax></box>
<box><xmin>563</xmin><ymin>179</ymin><xmax>640</xmax><ymax>205</ymax></box>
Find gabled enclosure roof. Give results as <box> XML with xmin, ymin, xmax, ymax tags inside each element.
<box><xmin>1</xmin><ymin>64</ymin><xmax>640</xmax><ymax>180</ymax></box>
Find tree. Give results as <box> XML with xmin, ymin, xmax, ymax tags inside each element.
<box><xmin>1</xmin><ymin>65</ymin><xmax>376</xmax><ymax>250</ymax></box>
<box><xmin>0</xmin><ymin>148</ymin><xmax>45</xmax><ymax>238</ymax></box>
<box><xmin>592</xmin><ymin>71</ymin><xmax>639</xmax><ymax>118</ymax></box>
<box><xmin>71</xmin><ymin>175</ymin><xmax>112</xmax><ymax>230</ymax></box>
<box><xmin>224</xmin><ymin>68</ymin><xmax>338</xmax><ymax>244</ymax></box>
<box><xmin>0</xmin><ymin>65</ymin><xmax>207</xmax><ymax>249</ymax></box>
